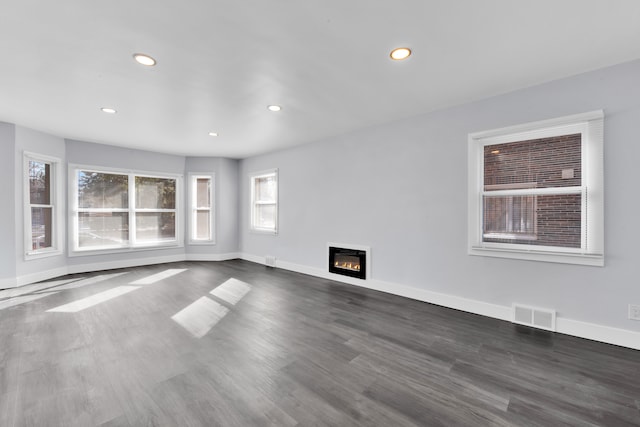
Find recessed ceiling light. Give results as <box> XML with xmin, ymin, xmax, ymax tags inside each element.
<box><xmin>101</xmin><ymin>107</ymin><xmax>117</xmax><ymax>114</ymax></box>
<box><xmin>133</xmin><ymin>53</ymin><xmax>156</xmax><ymax>66</ymax></box>
<box><xmin>208</xmin><ymin>132</ymin><xmax>218</xmax><ymax>137</ymax></box>
<box><xmin>267</xmin><ymin>105</ymin><xmax>282</xmax><ymax>112</ymax></box>
<box><xmin>390</xmin><ymin>47</ymin><xmax>411</xmax><ymax>61</ymax></box>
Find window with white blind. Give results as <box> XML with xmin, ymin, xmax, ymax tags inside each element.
<box><xmin>24</xmin><ymin>152</ymin><xmax>62</xmax><ymax>259</ymax></box>
<box><xmin>70</xmin><ymin>165</ymin><xmax>181</xmax><ymax>253</ymax></box>
<box><xmin>468</xmin><ymin>111</ymin><xmax>604</xmax><ymax>266</ymax></box>
<box><xmin>250</xmin><ymin>169</ymin><xmax>278</xmax><ymax>233</ymax></box>
<box><xmin>189</xmin><ymin>173</ymin><xmax>215</xmax><ymax>243</ymax></box>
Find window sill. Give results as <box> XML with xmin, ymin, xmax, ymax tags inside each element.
<box><xmin>469</xmin><ymin>246</ymin><xmax>604</xmax><ymax>267</ymax></box>
<box><xmin>25</xmin><ymin>248</ymin><xmax>63</xmax><ymax>261</ymax></box>
<box><xmin>249</xmin><ymin>228</ymin><xmax>278</xmax><ymax>235</ymax></box>
<box><xmin>188</xmin><ymin>240</ymin><xmax>217</xmax><ymax>246</ymax></box>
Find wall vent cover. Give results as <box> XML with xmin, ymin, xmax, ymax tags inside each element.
<box><xmin>512</xmin><ymin>304</ymin><xmax>556</xmax><ymax>331</ymax></box>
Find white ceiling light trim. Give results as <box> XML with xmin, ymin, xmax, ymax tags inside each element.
<box><xmin>267</xmin><ymin>105</ymin><xmax>282</xmax><ymax>112</ymax></box>
<box><xmin>100</xmin><ymin>107</ymin><xmax>117</xmax><ymax>114</ymax></box>
<box><xmin>390</xmin><ymin>47</ymin><xmax>411</xmax><ymax>60</ymax></box>
<box><xmin>133</xmin><ymin>53</ymin><xmax>157</xmax><ymax>66</ymax></box>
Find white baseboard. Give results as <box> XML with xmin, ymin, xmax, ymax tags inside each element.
<box><xmin>6</xmin><ymin>251</ymin><xmax>639</xmax><ymax>351</ymax></box>
<box><xmin>67</xmin><ymin>254</ymin><xmax>186</xmax><ymax>275</ymax></box>
<box><xmin>0</xmin><ymin>276</ymin><xmax>17</xmax><ymax>289</ymax></box>
<box><xmin>185</xmin><ymin>252</ymin><xmax>241</xmax><ymax>262</ymax></box>
<box><xmin>5</xmin><ymin>253</ymin><xmax>242</xmax><ymax>290</ymax></box>
<box><xmin>241</xmin><ymin>253</ymin><xmax>265</xmax><ymax>265</ymax></box>
<box><xmin>16</xmin><ymin>267</ymin><xmax>69</xmax><ymax>288</ymax></box>
<box><xmin>240</xmin><ymin>252</ymin><xmax>640</xmax><ymax>351</ymax></box>
<box><xmin>557</xmin><ymin>318</ymin><xmax>640</xmax><ymax>350</ymax></box>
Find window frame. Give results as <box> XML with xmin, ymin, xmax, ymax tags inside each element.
<box><xmin>23</xmin><ymin>152</ymin><xmax>63</xmax><ymax>260</ymax></box>
<box><xmin>250</xmin><ymin>168</ymin><xmax>278</xmax><ymax>234</ymax></box>
<box><xmin>188</xmin><ymin>172</ymin><xmax>215</xmax><ymax>244</ymax></box>
<box><xmin>69</xmin><ymin>164</ymin><xmax>183</xmax><ymax>256</ymax></box>
<box><xmin>468</xmin><ymin>110</ymin><xmax>604</xmax><ymax>266</ymax></box>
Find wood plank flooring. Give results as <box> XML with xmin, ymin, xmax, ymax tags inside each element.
<box><xmin>1</xmin><ymin>260</ymin><xmax>639</xmax><ymax>426</ymax></box>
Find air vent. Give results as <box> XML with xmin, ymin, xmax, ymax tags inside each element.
<box><xmin>265</xmin><ymin>256</ymin><xmax>276</xmax><ymax>268</ymax></box>
<box><xmin>512</xmin><ymin>304</ymin><xmax>556</xmax><ymax>331</ymax></box>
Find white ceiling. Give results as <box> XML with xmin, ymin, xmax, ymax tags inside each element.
<box><xmin>1</xmin><ymin>1</ymin><xmax>640</xmax><ymax>159</ymax></box>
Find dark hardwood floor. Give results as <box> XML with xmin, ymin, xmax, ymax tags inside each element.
<box><xmin>1</xmin><ymin>260</ymin><xmax>639</xmax><ymax>426</ymax></box>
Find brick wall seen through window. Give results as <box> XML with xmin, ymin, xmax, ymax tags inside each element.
<box><xmin>482</xmin><ymin>134</ymin><xmax>581</xmax><ymax>248</ymax></box>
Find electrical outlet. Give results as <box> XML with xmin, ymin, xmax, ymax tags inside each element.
<box><xmin>629</xmin><ymin>304</ymin><xmax>640</xmax><ymax>321</ymax></box>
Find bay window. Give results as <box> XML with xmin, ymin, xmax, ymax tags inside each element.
<box><xmin>71</xmin><ymin>166</ymin><xmax>181</xmax><ymax>253</ymax></box>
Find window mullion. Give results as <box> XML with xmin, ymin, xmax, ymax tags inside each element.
<box><xmin>482</xmin><ymin>186</ymin><xmax>583</xmax><ymax>197</ymax></box>
<box><xmin>129</xmin><ymin>173</ymin><xmax>135</xmax><ymax>247</ymax></box>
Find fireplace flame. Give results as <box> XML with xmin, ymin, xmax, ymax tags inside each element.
<box><xmin>334</xmin><ymin>261</ymin><xmax>360</xmax><ymax>271</ymax></box>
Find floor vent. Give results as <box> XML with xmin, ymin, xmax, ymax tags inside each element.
<box><xmin>265</xmin><ymin>256</ymin><xmax>276</xmax><ymax>268</ymax></box>
<box><xmin>512</xmin><ymin>304</ymin><xmax>556</xmax><ymax>331</ymax></box>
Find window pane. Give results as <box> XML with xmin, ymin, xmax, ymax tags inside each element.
<box><xmin>254</xmin><ymin>175</ymin><xmax>276</xmax><ymax>202</ymax></box>
<box><xmin>136</xmin><ymin>212</ymin><xmax>176</xmax><ymax>242</ymax></box>
<box><xmin>484</xmin><ymin>134</ymin><xmax>581</xmax><ymax>190</ymax></box>
<box><xmin>78</xmin><ymin>172</ymin><xmax>128</xmax><ymax>208</ymax></box>
<box><xmin>78</xmin><ymin>212</ymin><xmax>128</xmax><ymax>248</ymax></box>
<box><xmin>29</xmin><ymin>161</ymin><xmax>50</xmax><ymax>205</ymax></box>
<box><xmin>196</xmin><ymin>178</ymin><xmax>210</xmax><ymax>208</ymax></box>
<box><xmin>483</xmin><ymin>194</ymin><xmax>581</xmax><ymax>248</ymax></box>
<box><xmin>31</xmin><ymin>207</ymin><xmax>52</xmax><ymax>250</ymax></box>
<box><xmin>484</xmin><ymin>195</ymin><xmax>536</xmax><ymax>236</ymax></box>
<box><xmin>254</xmin><ymin>204</ymin><xmax>276</xmax><ymax>229</ymax></box>
<box><xmin>195</xmin><ymin>210</ymin><xmax>210</xmax><ymax>240</ymax></box>
<box><xmin>135</xmin><ymin>177</ymin><xmax>176</xmax><ymax>209</ymax></box>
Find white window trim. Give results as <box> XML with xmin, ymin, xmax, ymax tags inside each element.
<box><xmin>467</xmin><ymin>110</ymin><xmax>604</xmax><ymax>266</ymax></box>
<box><xmin>188</xmin><ymin>172</ymin><xmax>216</xmax><ymax>245</ymax></box>
<box><xmin>24</xmin><ymin>151</ymin><xmax>64</xmax><ymax>260</ymax></box>
<box><xmin>68</xmin><ymin>163</ymin><xmax>183</xmax><ymax>256</ymax></box>
<box><xmin>250</xmin><ymin>168</ymin><xmax>278</xmax><ymax>234</ymax></box>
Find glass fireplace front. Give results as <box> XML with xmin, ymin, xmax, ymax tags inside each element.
<box><xmin>329</xmin><ymin>246</ymin><xmax>366</xmax><ymax>280</ymax></box>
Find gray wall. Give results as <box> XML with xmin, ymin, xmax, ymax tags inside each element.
<box><xmin>185</xmin><ymin>157</ymin><xmax>239</xmax><ymax>255</ymax></box>
<box><xmin>0</xmin><ymin>122</ymin><xmax>16</xmax><ymax>283</ymax></box>
<box><xmin>239</xmin><ymin>59</ymin><xmax>640</xmax><ymax>332</ymax></box>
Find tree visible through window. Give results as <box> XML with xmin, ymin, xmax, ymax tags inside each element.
<box><xmin>28</xmin><ymin>160</ymin><xmax>53</xmax><ymax>251</ymax></box>
<box><xmin>73</xmin><ymin>168</ymin><xmax>179</xmax><ymax>251</ymax></box>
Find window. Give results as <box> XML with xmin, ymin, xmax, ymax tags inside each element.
<box><xmin>189</xmin><ymin>173</ymin><xmax>215</xmax><ymax>243</ymax></box>
<box><xmin>468</xmin><ymin>111</ymin><xmax>604</xmax><ymax>266</ymax></box>
<box><xmin>24</xmin><ymin>152</ymin><xmax>62</xmax><ymax>258</ymax></box>
<box><xmin>250</xmin><ymin>169</ymin><xmax>278</xmax><ymax>233</ymax></box>
<box><xmin>70</xmin><ymin>166</ymin><xmax>181</xmax><ymax>253</ymax></box>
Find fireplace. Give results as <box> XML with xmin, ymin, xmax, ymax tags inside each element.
<box><xmin>329</xmin><ymin>246</ymin><xmax>367</xmax><ymax>280</ymax></box>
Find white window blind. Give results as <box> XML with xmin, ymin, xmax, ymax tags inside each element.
<box><xmin>468</xmin><ymin>111</ymin><xmax>604</xmax><ymax>266</ymax></box>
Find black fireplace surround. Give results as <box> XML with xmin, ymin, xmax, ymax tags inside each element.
<box><xmin>329</xmin><ymin>246</ymin><xmax>366</xmax><ymax>280</ymax></box>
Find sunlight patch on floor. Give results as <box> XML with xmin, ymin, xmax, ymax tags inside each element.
<box><xmin>0</xmin><ymin>292</ymin><xmax>59</xmax><ymax>311</ymax></box>
<box><xmin>36</xmin><ymin>272</ymin><xmax>129</xmax><ymax>293</ymax></box>
<box><xmin>171</xmin><ymin>296</ymin><xmax>229</xmax><ymax>338</ymax></box>
<box><xmin>129</xmin><ymin>269</ymin><xmax>187</xmax><ymax>285</ymax></box>
<box><xmin>47</xmin><ymin>286</ymin><xmax>140</xmax><ymax>313</ymax></box>
<box><xmin>210</xmin><ymin>278</ymin><xmax>252</xmax><ymax>305</ymax></box>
